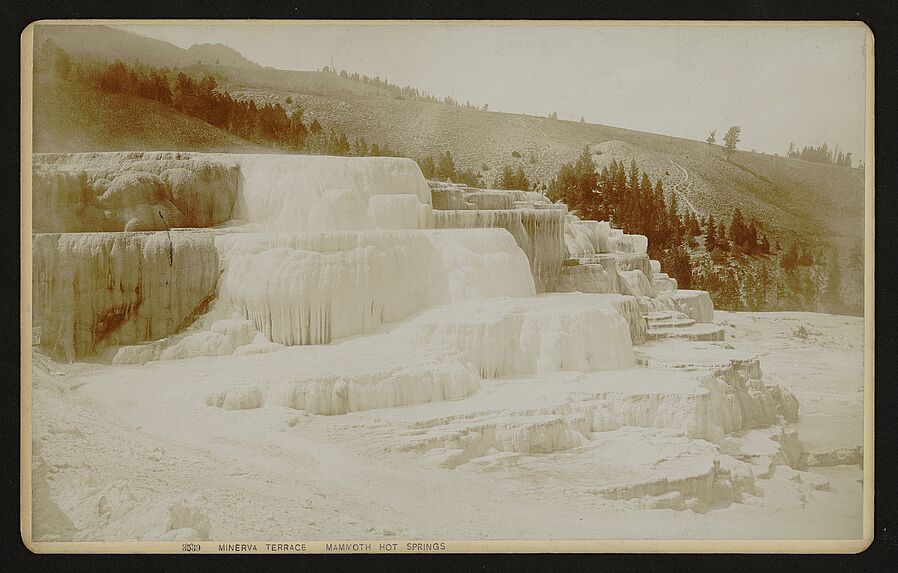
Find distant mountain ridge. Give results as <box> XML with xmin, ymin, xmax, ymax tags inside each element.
<box><xmin>34</xmin><ymin>26</ymin><xmax>259</xmax><ymax>69</ymax></box>
<box><xmin>183</xmin><ymin>43</ymin><xmax>261</xmax><ymax>69</ymax></box>
<box><xmin>35</xmin><ymin>25</ymin><xmax>187</xmax><ymax>68</ymax></box>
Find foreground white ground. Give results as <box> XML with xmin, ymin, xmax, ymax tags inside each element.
<box><xmin>30</xmin><ymin>310</ymin><xmax>864</xmax><ymax>542</ymax></box>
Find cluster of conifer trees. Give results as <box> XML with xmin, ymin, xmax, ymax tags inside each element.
<box><xmin>541</xmin><ymin>148</ymin><xmax>850</xmax><ymax>312</ymax></box>
<box><xmin>779</xmin><ymin>243</ymin><xmax>815</xmax><ymax>270</ymax></box>
<box><xmin>787</xmin><ymin>142</ymin><xmax>854</xmax><ymax>168</ymax></box>
<box><xmin>416</xmin><ymin>151</ymin><xmax>484</xmax><ymax>187</ymax></box>
<box><xmin>703</xmin><ymin>208</ymin><xmax>772</xmax><ymax>261</ymax></box>
<box><xmin>546</xmin><ymin>149</ymin><xmax>695</xmax><ymax>287</ymax></box>
<box><xmin>417</xmin><ymin>153</ymin><xmax>532</xmax><ymax>191</ymax></box>
<box><xmin>44</xmin><ymin>43</ymin><xmax>401</xmax><ymax>159</ymax></box>
<box><xmin>496</xmin><ymin>165</ymin><xmax>531</xmax><ymax>190</ymax></box>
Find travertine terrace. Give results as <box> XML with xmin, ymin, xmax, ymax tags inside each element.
<box><xmin>29</xmin><ymin>152</ymin><xmax>863</xmax><ymax>541</ymax></box>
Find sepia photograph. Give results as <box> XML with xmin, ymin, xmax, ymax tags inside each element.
<box><xmin>21</xmin><ymin>20</ymin><xmax>873</xmax><ymax>553</ymax></box>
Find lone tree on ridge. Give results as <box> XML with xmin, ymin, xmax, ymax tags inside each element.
<box><xmin>723</xmin><ymin>126</ymin><xmax>741</xmax><ymax>161</ymax></box>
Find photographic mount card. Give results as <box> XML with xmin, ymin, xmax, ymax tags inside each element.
<box><xmin>20</xmin><ymin>20</ymin><xmax>874</xmax><ymax>554</ymax></box>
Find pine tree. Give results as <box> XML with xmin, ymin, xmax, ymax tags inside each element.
<box><xmin>704</xmin><ymin>214</ymin><xmax>717</xmax><ymax>251</ymax></box>
<box><xmin>723</xmin><ymin>126</ymin><xmax>741</xmax><ymax>161</ymax></box>
<box><xmin>714</xmin><ymin>268</ymin><xmax>742</xmax><ymax>309</ymax></box>
<box><xmin>498</xmin><ymin>164</ymin><xmax>516</xmax><ymax>190</ymax></box>
<box><xmin>668</xmin><ymin>194</ymin><xmax>684</xmax><ymax>244</ymax></box>
<box><xmin>729</xmin><ymin>208</ymin><xmax>746</xmax><ymax>248</ymax></box>
<box><xmin>640</xmin><ymin>173</ymin><xmax>654</xmax><ymax>238</ymax></box>
<box><xmin>336</xmin><ymin>132</ymin><xmax>351</xmax><ymax>155</ymax></box>
<box><xmin>653</xmin><ymin>179</ymin><xmax>667</xmax><ymax>243</ymax></box>
<box><xmin>352</xmin><ymin>137</ymin><xmax>369</xmax><ymax>157</ymax></box>
<box><xmin>573</xmin><ymin>147</ymin><xmax>599</xmax><ymax>218</ymax></box>
<box><xmin>687</xmin><ymin>212</ymin><xmax>702</xmax><ymax>237</ymax></box>
<box><xmin>513</xmin><ymin>167</ymin><xmax>530</xmax><ymax>191</ymax></box>
<box><xmin>717</xmin><ymin>223</ymin><xmax>730</xmax><ymax>251</ymax></box>
<box><xmin>746</xmin><ymin>220</ymin><xmax>759</xmax><ymax>254</ymax></box>
<box><xmin>286</xmin><ymin>107</ymin><xmax>307</xmax><ymax>149</ymax></box>
<box><xmin>671</xmin><ymin>244</ymin><xmax>693</xmax><ymax>289</ymax></box>
<box><xmin>436</xmin><ymin>150</ymin><xmax>457</xmax><ymax>181</ymax></box>
<box><xmin>418</xmin><ymin>155</ymin><xmax>436</xmax><ymax>179</ymax></box>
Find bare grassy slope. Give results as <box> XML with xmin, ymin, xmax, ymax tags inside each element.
<box><xmin>244</xmin><ymin>90</ymin><xmax>863</xmax><ymax>245</ymax></box>
<box><xmin>34</xmin><ymin>24</ymin><xmax>864</xmax><ymax>247</ymax></box>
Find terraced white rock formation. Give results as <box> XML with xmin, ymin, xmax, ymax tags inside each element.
<box><xmin>29</xmin><ymin>152</ymin><xmax>861</xmax><ymax>542</ymax></box>
<box><xmin>33</xmin><ymin>152</ymin><xmax>239</xmax><ymax>233</ymax></box>
<box><xmin>215</xmin><ymin>230</ymin><xmax>535</xmax><ymax>345</ymax></box>
<box><xmin>432</xmin><ymin>208</ymin><xmax>565</xmax><ymax>293</ymax></box>
<box><xmin>32</xmin><ymin>154</ymin><xmax>720</xmax><ymax>359</ymax></box>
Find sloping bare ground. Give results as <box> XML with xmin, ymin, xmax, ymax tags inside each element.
<box><xmin>33</xmin><ymin>81</ymin><xmax>269</xmax><ymax>154</ymax></box>
<box><xmin>31</xmin><ymin>312</ymin><xmax>864</xmax><ymax>542</ymax></box>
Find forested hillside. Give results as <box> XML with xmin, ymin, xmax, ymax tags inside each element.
<box><xmin>31</xmin><ymin>25</ymin><xmax>866</xmax><ymax>314</ymax></box>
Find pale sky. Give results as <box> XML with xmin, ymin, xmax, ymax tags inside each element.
<box><xmin>117</xmin><ymin>22</ymin><xmax>868</xmax><ymax>159</ymax></box>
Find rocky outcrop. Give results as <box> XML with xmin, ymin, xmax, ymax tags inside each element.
<box><xmin>33</xmin><ymin>152</ymin><xmax>239</xmax><ymax>233</ymax></box>
<box><xmin>32</xmin><ymin>231</ymin><xmax>220</xmax><ymax>360</ymax></box>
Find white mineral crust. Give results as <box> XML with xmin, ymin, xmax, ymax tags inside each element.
<box><xmin>29</xmin><ymin>152</ymin><xmax>864</xmax><ymax>543</ymax></box>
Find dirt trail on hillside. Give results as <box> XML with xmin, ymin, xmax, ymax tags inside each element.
<box><xmin>668</xmin><ymin>160</ymin><xmax>701</xmax><ymax>217</ymax></box>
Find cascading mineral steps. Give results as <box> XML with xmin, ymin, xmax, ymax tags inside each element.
<box><xmin>645</xmin><ymin>310</ymin><xmax>696</xmax><ymax>329</ymax></box>
<box><xmin>647</xmin><ymin>323</ymin><xmax>726</xmax><ymax>342</ymax></box>
<box><xmin>32</xmin><ymin>153</ymin><xmax>720</xmax><ymax>368</ymax></box>
<box><xmin>644</xmin><ymin>310</ymin><xmax>726</xmax><ymax>341</ymax></box>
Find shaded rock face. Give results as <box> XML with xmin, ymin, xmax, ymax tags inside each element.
<box><xmin>232</xmin><ymin>154</ymin><xmax>433</xmax><ymax>232</ymax></box>
<box><xmin>215</xmin><ymin>229</ymin><xmax>535</xmax><ymax>346</ymax></box>
<box><xmin>556</xmin><ymin>264</ymin><xmax>618</xmax><ymax>295</ymax></box>
<box><xmin>32</xmin><ymin>231</ymin><xmax>220</xmax><ymax>361</ymax></box>
<box><xmin>666</xmin><ymin>290</ymin><xmax>715</xmax><ymax>324</ymax></box>
<box><xmin>32</xmin><ymin>153</ymin><xmax>239</xmax><ymax>233</ymax></box>
<box><xmin>432</xmin><ymin>209</ymin><xmax>565</xmax><ymax>293</ymax></box>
